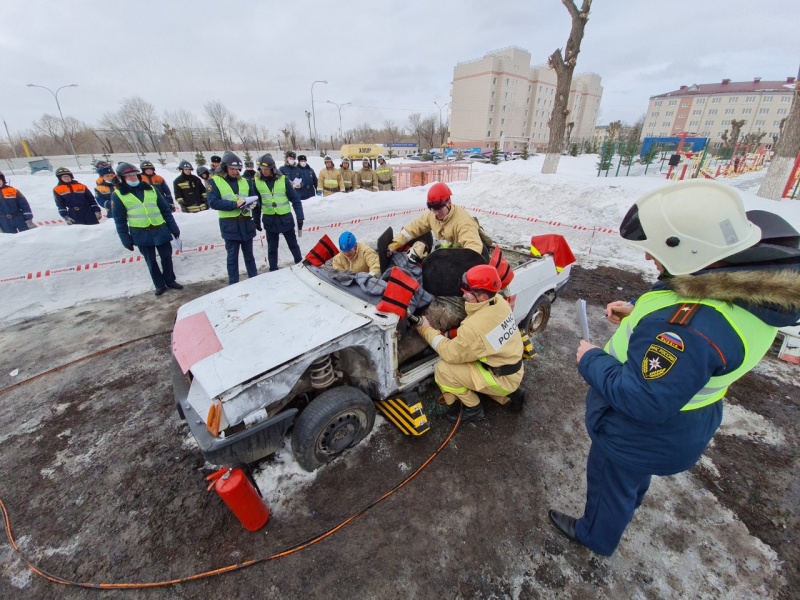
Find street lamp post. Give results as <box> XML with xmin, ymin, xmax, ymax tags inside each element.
<box><xmin>27</xmin><ymin>83</ymin><xmax>81</xmax><ymax>167</ymax></box>
<box><xmin>326</xmin><ymin>100</ymin><xmax>352</xmax><ymax>142</ymax></box>
<box><xmin>1</xmin><ymin>116</ymin><xmax>17</xmax><ymax>159</ymax></box>
<box><xmin>311</xmin><ymin>80</ymin><xmax>328</xmax><ymax>152</ymax></box>
<box><xmin>305</xmin><ymin>110</ymin><xmax>313</xmax><ymax>149</ymax></box>
<box><xmin>434</xmin><ymin>101</ymin><xmax>448</xmax><ymax>148</ymax></box>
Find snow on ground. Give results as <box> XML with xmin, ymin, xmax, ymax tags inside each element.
<box><xmin>2</xmin><ymin>154</ymin><xmax>798</xmax><ymax>324</ymax></box>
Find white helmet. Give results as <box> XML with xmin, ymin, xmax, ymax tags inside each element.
<box><xmin>619</xmin><ymin>180</ymin><xmax>761</xmax><ymax>276</ymax></box>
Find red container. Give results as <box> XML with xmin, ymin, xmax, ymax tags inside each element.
<box><xmin>207</xmin><ymin>467</ymin><xmax>270</xmax><ymax>532</ymax></box>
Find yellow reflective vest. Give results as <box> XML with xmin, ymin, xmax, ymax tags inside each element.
<box><xmin>254</xmin><ymin>176</ymin><xmax>289</xmax><ymax>215</ymax></box>
<box><xmin>114</xmin><ymin>188</ymin><xmax>165</xmax><ymax>228</ymax></box>
<box><xmin>605</xmin><ymin>290</ymin><xmax>777</xmax><ymax>410</ymax></box>
<box><xmin>213</xmin><ymin>176</ymin><xmax>251</xmax><ymax>219</ymax></box>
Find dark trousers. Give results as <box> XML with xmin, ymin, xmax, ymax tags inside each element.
<box><xmin>266</xmin><ymin>230</ymin><xmax>302</xmax><ymax>272</ymax></box>
<box><xmin>225</xmin><ymin>239</ymin><xmax>257</xmax><ymax>284</ymax></box>
<box><xmin>575</xmin><ymin>442</ymin><xmax>652</xmax><ymax>556</ymax></box>
<box><xmin>139</xmin><ymin>242</ymin><xmax>175</xmax><ymax>291</ymax></box>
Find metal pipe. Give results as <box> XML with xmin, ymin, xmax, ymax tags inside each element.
<box><xmin>311</xmin><ymin>80</ymin><xmax>328</xmax><ymax>152</ymax></box>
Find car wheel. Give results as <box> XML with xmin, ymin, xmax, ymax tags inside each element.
<box><xmin>291</xmin><ymin>386</ymin><xmax>376</xmax><ymax>472</ymax></box>
<box><xmin>522</xmin><ymin>296</ymin><xmax>552</xmax><ymax>335</ymax></box>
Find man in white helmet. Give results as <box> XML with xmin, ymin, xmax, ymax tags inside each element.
<box><xmin>548</xmin><ymin>180</ymin><xmax>800</xmax><ymax>556</ymax></box>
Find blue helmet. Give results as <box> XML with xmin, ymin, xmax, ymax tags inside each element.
<box><xmin>339</xmin><ymin>231</ymin><xmax>357</xmax><ymax>252</ymax></box>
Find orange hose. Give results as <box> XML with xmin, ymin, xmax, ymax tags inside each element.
<box><xmin>0</xmin><ymin>409</ymin><xmax>460</xmax><ymax>590</ymax></box>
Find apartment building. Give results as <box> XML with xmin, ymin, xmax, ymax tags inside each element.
<box><xmin>642</xmin><ymin>77</ymin><xmax>796</xmax><ymax>148</ymax></box>
<box><xmin>449</xmin><ymin>46</ymin><xmax>603</xmax><ymax>152</ymax></box>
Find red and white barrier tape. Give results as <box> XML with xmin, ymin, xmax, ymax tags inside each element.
<box><xmin>463</xmin><ymin>206</ymin><xmax>618</xmax><ymax>236</ymax></box>
<box><xmin>4</xmin><ymin>207</ymin><xmax>614</xmax><ymax>284</ymax></box>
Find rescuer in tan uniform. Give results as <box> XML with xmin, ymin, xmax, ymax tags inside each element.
<box><xmin>331</xmin><ymin>231</ymin><xmax>381</xmax><ymax>276</ymax></box>
<box><xmin>357</xmin><ymin>157</ymin><xmax>378</xmax><ymax>191</ymax></box>
<box><xmin>415</xmin><ymin>264</ymin><xmax>526</xmax><ymax>423</ymax></box>
<box><xmin>317</xmin><ymin>155</ymin><xmax>344</xmax><ymax>197</ymax></box>
<box><xmin>339</xmin><ymin>157</ymin><xmax>358</xmax><ymax>193</ymax></box>
<box><xmin>387</xmin><ymin>182</ymin><xmax>484</xmax><ymax>256</ymax></box>
<box><xmin>375</xmin><ymin>154</ymin><xmax>395</xmax><ymax>191</ymax></box>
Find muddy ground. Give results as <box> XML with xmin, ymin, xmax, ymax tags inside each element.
<box><xmin>0</xmin><ymin>265</ymin><xmax>797</xmax><ymax>599</ymax></box>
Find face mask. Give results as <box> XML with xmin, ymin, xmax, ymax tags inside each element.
<box><xmin>299</xmin><ymin>161</ymin><xmax>307</xmax><ymax>167</ymax></box>
<box><xmin>127</xmin><ymin>179</ymin><xmax>140</xmax><ymax>187</ymax></box>
<box><xmin>288</xmin><ymin>158</ymin><xmax>297</xmax><ymax>166</ymax></box>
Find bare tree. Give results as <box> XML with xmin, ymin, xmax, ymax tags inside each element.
<box><xmin>31</xmin><ymin>114</ymin><xmax>95</xmax><ymax>154</ymax></box>
<box><xmin>230</xmin><ymin>119</ymin><xmax>250</xmax><ymax>149</ymax></box>
<box><xmin>408</xmin><ymin>113</ymin><xmax>424</xmax><ymax>150</ymax></box>
<box><xmin>721</xmin><ymin>119</ymin><xmax>746</xmax><ymax>151</ymax></box>
<box><xmin>383</xmin><ymin>120</ymin><xmax>402</xmax><ymax>146</ymax></box>
<box><xmin>279</xmin><ymin>127</ymin><xmax>290</xmax><ymax>151</ymax></box>
<box><xmin>32</xmin><ymin>114</ymin><xmax>69</xmax><ymax>153</ymax></box>
<box><xmin>165</xmin><ymin>108</ymin><xmax>204</xmax><ymax>151</ymax></box>
<box><xmin>564</xmin><ymin>121</ymin><xmax>575</xmax><ymax>149</ymax></box>
<box><xmin>437</xmin><ymin>119</ymin><xmax>449</xmax><ymax>147</ymax></box>
<box><xmin>542</xmin><ymin>0</ymin><xmax>593</xmax><ymax>174</ymax></box>
<box><xmin>251</xmin><ymin>124</ymin><xmax>271</xmax><ymax>152</ymax></box>
<box><xmin>607</xmin><ymin>120</ymin><xmax>622</xmax><ymax>142</ymax></box>
<box><xmin>119</xmin><ymin>96</ymin><xmax>161</xmax><ymax>152</ymax></box>
<box><xmin>204</xmin><ymin>100</ymin><xmax>235</xmax><ymax>148</ymax></box>
<box><xmin>419</xmin><ymin>115</ymin><xmax>438</xmax><ymax>150</ymax></box>
<box><xmin>287</xmin><ymin>121</ymin><xmax>300</xmax><ymax>149</ymax></box>
<box><xmin>758</xmin><ymin>71</ymin><xmax>800</xmax><ymax>199</ymax></box>
<box><xmin>99</xmin><ymin>110</ymin><xmax>139</xmax><ymax>154</ymax></box>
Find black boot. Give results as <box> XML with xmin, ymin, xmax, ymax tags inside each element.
<box><xmin>548</xmin><ymin>510</ymin><xmax>580</xmax><ymax>543</ymax></box>
<box><xmin>447</xmin><ymin>402</ymin><xmax>484</xmax><ymax>423</ymax></box>
<box><xmin>508</xmin><ymin>389</ymin><xmax>526</xmax><ymax>413</ymax></box>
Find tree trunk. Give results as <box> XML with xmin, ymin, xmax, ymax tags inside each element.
<box><xmin>542</xmin><ymin>0</ymin><xmax>592</xmax><ymax>175</ymax></box>
<box><xmin>757</xmin><ymin>73</ymin><xmax>799</xmax><ymax>200</ymax></box>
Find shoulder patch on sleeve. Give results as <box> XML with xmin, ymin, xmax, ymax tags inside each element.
<box><xmin>206</xmin><ymin>183</ymin><xmax>214</xmax><ymax>192</ymax></box>
<box><xmin>642</xmin><ymin>344</ymin><xmax>678</xmax><ymax>380</ymax></box>
<box><xmin>656</xmin><ymin>331</ymin><xmax>685</xmax><ymax>352</ymax></box>
<box><xmin>668</xmin><ymin>303</ymin><xmax>700</xmax><ymax>326</ymax></box>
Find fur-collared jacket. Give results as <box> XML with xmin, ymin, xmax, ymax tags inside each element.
<box><xmin>579</xmin><ymin>266</ymin><xmax>800</xmax><ymax>475</ymax></box>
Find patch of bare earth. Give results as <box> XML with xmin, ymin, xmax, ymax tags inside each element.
<box><xmin>0</xmin><ymin>267</ymin><xmax>796</xmax><ymax>599</ymax></box>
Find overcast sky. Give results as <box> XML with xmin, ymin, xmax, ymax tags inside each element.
<box><xmin>2</xmin><ymin>0</ymin><xmax>798</xmax><ymax>140</ymax></box>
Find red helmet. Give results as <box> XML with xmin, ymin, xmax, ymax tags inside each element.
<box><xmin>461</xmin><ymin>265</ymin><xmax>501</xmax><ymax>295</ymax></box>
<box><xmin>427</xmin><ymin>182</ymin><xmax>452</xmax><ymax>209</ymax></box>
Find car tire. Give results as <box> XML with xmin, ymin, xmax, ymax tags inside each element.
<box><xmin>291</xmin><ymin>386</ymin><xmax>376</xmax><ymax>472</ymax></box>
<box><xmin>522</xmin><ymin>296</ymin><xmax>551</xmax><ymax>335</ymax></box>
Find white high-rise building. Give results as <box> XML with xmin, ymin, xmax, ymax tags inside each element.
<box><xmin>449</xmin><ymin>46</ymin><xmax>603</xmax><ymax>153</ymax></box>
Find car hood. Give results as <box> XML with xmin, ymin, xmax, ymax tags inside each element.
<box><xmin>172</xmin><ymin>265</ymin><xmax>371</xmax><ymax>399</ymax></box>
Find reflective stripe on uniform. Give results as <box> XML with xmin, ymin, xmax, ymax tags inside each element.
<box><xmin>475</xmin><ymin>362</ymin><xmax>515</xmax><ymax>397</ymax></box>
<box><xmin>212</xmin><ymin>176</ymin><xmax>251</xmax><ymax>218</ymax></box>
<box><xmin>254</xmin><ymin>177</ymin><xmax>289</xmax><ymax>215</ymax></box>
<box><xmin>605</xmin><ymin>289</ymin><xmax>777</xmax><ymax>411</ymax></box>
<box><xmin>114</xmin><ymin>188</ymin><xmax>165</xmax><ymax>228</ymax></box>
<box><xmin>434</xmin><ymin>376</ymin><xmax>469</xmax><ymax>395</ymax></box>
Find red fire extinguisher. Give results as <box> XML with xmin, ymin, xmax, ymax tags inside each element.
<box><xmin>206</xmin><ymin>466</ymin><xmax>270</xmax><ymax>532</ymax></box>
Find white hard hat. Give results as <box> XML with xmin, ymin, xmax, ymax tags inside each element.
<box><xmin>620</xmin><ymin>180</ymin><xmax>761</xmax><ymax>276</ymax></box>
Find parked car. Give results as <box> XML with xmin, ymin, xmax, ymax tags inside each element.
<box><xmin>507</xmin><ymin>152</ymin><xmax>525</xmax><ymax>160</ymax></box>
<box><xmin>172</xmin><ymin>237</ymin><xmax>572</xmax><ymax>471</ymax></box>
<box><xmin>467</xmin><ymin>154</ymin><xmax>491</xmax><ymax>163</ymax></box>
